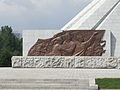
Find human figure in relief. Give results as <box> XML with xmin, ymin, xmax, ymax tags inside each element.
<box><xmin>48</xmin><ymin>32</ymin><xmax>99</xmax><ymax>56</ymax></box>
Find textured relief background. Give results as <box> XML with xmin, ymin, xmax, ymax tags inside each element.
<box><xmin>12</xmin><ymin>56</ymin><xmax>119</xmax><ymax>69</ymax></box>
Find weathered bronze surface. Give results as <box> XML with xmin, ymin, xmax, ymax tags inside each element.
<box><xmin>28</xmin><ymin>30</ymin><xmax>106</xmax><ymax>56</ymax></box>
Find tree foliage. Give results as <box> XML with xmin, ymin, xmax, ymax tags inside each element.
<box><xmin>0</xmin><ymin>26</ymin><xmax>22</xmax><ymax>67</ymax></box>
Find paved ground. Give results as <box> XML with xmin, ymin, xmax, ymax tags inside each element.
<box><xmin>0</xmin><ymin>68</ymin><xmax>120</xmax><ymax>79</ymax></box>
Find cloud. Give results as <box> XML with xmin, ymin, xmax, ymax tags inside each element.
<box><xmin>0</xmin><ymin>0</ymin><xmax>92</xmax><ymax>32</ymax></box>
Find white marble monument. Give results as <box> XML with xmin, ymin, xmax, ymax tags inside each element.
<box><xmin>13</xmin><ymin>0</ymin><xmax>120</xmax><ymax>69</ymax></box>
<box><xmin>10</xmin><ymin>0</ymin><xmax>120</xmax><ymax>89</ymax></box>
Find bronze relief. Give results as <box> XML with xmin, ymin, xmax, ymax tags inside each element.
<box><xmin>28</xmin><ymin>30</ymin><xmax>106</xmax><ymax>56</ymax></box>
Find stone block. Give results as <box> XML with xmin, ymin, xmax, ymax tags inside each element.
<box><xmin>12</xmin><ymin>57</ymin><xmax>22</xmax><ymax>68</ymax></box>
<box><xmin>84</xmin><ymin>57</ymin><xmax>96</xmax><ymax>68</ymax></box>
<box><xmin>106</xmin><ymin>57</ymin><xmax>118</xmax><ymax>69</ymax></box>
<box><xmin>117</xmin><ymin>57</ymin><xmax>120</xmax><ymax>69</ymax></box>
<box><xmin>51</xmin><ymin>57</ymin><xmax>65</xmax><ymax>68</ymax></box>
<box><xmin>95</xmin><ymin>57</ymin><xmax>107</xmax><ymax>68</ymax></box>
<box><xmin>44</xmin><ymin>57</ymin><xmax>52</xmax><ymax>68</ymax></box>
<box><xmin>22</xmin><ymin>57</ymin><xmax>34</xmax><ymax>68</ymax></box>
<box><xmin>12</xmin><ymin>56</ymin><xmax>120</xmax><ymax>69</ymax></box>
<box><xmin>75</xmin><ymin>57</ymin><xmax>85</xmax><ymax>68</ymax></box>
<box><xmin>34</xmin><ymin>57</ymin><xmax>45</xmax><ymax>68</ymax></box>
<box><xmin>64</xmin><ymin>57</ymin><xmax>75</xmax><ymax>68</ymax></box>
<box><xmin>89</xmin><ymin>78</ymin><xmax>98</xmax><ymax>90</ymax></box>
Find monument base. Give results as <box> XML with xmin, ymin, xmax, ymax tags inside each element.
<box><xmin>12</xmin><ymin>56</ymin><xmax>120</xmax><ymax>69</ymax></box>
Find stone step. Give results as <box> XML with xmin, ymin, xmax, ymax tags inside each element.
<box><xmin>0</xmin><ymin>79</ymin><xmax>89</xmax><ymax>89</ymax></box>
<box><xmin>0</xmin><ymin>84</ymin><xmax>89</xmax><ymax>89</ymax></box>
<box><xmin>0</xmin><ymin>79</ymin><xmax>89</xmax><ymax>84</ymax></box>
<box><xmin>0</xmin><ymin>83</ymin><xmax>89</xmax><ymax>86</ymax></box>
<box><xmin>0</xmin><ymin>89</ymin><xmax>89</xmax><ymax>90</ymax></box>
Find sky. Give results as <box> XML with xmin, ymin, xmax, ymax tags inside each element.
<box><xmin>0</xmin><ymin>0</ymin><xmax>92</xmax><ymax>33</ymax></box>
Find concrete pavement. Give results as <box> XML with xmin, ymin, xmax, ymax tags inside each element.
<box><xmin>0</xmin><ymin>68</ymin><xmax>120</xmax><ymax>79</ymax></box>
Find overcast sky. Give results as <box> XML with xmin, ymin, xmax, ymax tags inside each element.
<box><xmin>0</xmin><ymin>0</ymin><xmax>92</xmax><ymax>33</ymax></box>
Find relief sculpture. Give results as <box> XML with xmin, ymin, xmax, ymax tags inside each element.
<box><xmin>28</xmin><ymin>30</ymin><xmax>106</xmax><ymax>56</ymax></box>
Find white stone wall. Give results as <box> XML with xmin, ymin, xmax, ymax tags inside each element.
<box><xmin>12</xmin><ymin>56</ymin><xmax>120</xmax><ymax>69</ymax></box>
<box><xmin>23</xmin><ymin>30</ymin><xmax>110</xmax><ymax>56</ymax></box>
<box><xmin>23</xmin><ymin>30</ymin><xmax>62</xmax><ymax>56</ymax></box>
<box><xmin>101</xmin><ymin>30</ymin><xmax>111</xmax><ymax>56</ymax></box>
<box><xmin>97</xmin><ymin>2</ymin><xmax>120</xmax><ymax>56</ymax></box>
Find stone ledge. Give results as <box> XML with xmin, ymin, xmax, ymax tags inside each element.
<box><xmin>11</xmin><ymin>56</ymin><xmax>120</xmax><ymax>69</ymax></box>
<box><xmin>89</xmin><ymin>78</ymin><xmax>98</xmax><ymax>90</ymax></box>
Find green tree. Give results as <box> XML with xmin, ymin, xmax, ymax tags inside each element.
<box><xmin>0</xmin><ymin>26</ymin><xmax>22</xmax><ymax>67</ymax></box>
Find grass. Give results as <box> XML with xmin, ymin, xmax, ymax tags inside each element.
<box><xmin>96</xmin><ymin>78</ymin><xmax>120</xmax><ymax>89</ymax></box>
